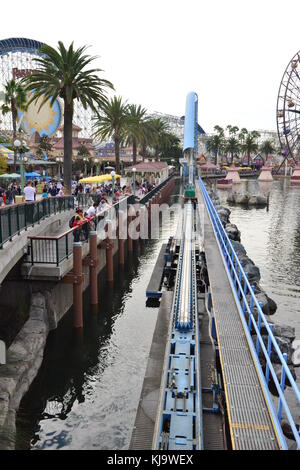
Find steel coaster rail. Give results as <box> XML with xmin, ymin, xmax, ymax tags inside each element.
<box><xmin>198</xmin><ymin>177</ymin><xmax>300</xmax><ymax>449</ymax></box>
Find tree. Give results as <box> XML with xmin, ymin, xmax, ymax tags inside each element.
<box><xmin>260</xmin><ymin>140</ymin><xmax>276</xmax><ymax>164</ymax></box>
<box><xmin>146</xmin><ymin>118</ymin><xmax>170</xmax><ymax>159</ymax></box>
<box><xmin>77</xmin><ymin>143</ymin><xmax>91</xmax><ymax>175</ymax></box>
<box><xmin>93</xmin><ymin>96</ymin><xmax>128</xmax><ymax>174</ymax></box>
<box><xmin>23</xmin><ymin>41</ymin><xmax>114</xmax><ymax>193</ymax></box>
<box><xmin>0</xmin><ymin>155</ymin><xmax>7</xmax><ymax>175</ymax></box>
<box><xmin>1</xmin><ymin>79</ymin><xmax>27</xmax><ymax>172</ymax></box>
<box><xmin>36</xmin><ymin>135</ymin><xmax>53</xmax><ymax>159</ymax></box>
<box><xmin>159</xmin><ymin>133</ymin><xmax>182</xmax><ymax>162</ymax></box>
<box><xmin>225</xmin><ymin>137</ymin><xmax>240</xmax><ymax>164</ymax></box>
<box><xmin>242</xmin><ymin>131</ymin><xmax>260</xmax><ymax>165</ymax></box>
<box><xmin>206</xmin><ymin>134</ymin><xmax>225</xmax><ymax>165</ymax></box>
<box><xmin>226</xmin><ymin>125</ymin><xmax>239</xmax><ymax>136</ymax></box>
<box><xmin>126</xmin><ymin>104</ymin><xmax>149</xmax><ymax>165</ymax></box>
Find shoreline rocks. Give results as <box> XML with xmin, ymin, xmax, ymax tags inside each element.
<box><xmin>227</xmin><ymin>192</ymin><xmax>268</xmax><ymax>207</ymax></box>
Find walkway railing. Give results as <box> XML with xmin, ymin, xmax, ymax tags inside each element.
<box><xmin>139</xmin><ymin>174</ymin><xmax>174</xmax><ymax>205</ymax></box>
<box><xmin>27</xmin><ymin>197</ymin><xmax>128</xmax><ymax>267</ymax></box>
<box><xmin>0</xmin><ymin>196</ymin><xmax>74</xmax><ymax>249</ymax></box>
<box><xmin>198</xmin><ymin>176</ymin><xmax>300</xmax><ymax>449</ymax></box>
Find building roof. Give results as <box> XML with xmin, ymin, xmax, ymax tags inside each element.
<box><xmin>53</xmin><ymin>137</ymin><xmax>94</xmax><ymax>151</ymax></box>
<box><xmin>58</xmin><ymin>123</ymin><xmax>83</xmax><ymax>132</ymax></box>
<box><xmin>126</xmin><ymin>161</ymin><xmax>169</xmax><ymax>172</ymax></box>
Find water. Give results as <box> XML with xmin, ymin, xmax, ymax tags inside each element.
<box><xmin>15</xmin><ymin>178</ymin><xmax>300</xmax><ymax>448</ymax></box>
<box><xmin>16</xmin><ymin>184</ymin><xmax>182</xmax><ymax>450</ymax></box>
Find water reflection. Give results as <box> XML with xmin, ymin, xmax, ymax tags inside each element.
<box><xmin>16</xmin><ymin>184</ymin><xmax>181</xmax><ymax>450</ymax></box>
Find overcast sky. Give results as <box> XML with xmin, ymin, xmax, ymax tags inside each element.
<box><xmin>2</xmin><ymin>0</ymin><xmax>300</xmax><ymax>133</ymax></box>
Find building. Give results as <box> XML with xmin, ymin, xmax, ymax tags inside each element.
<box><xmin>125</xmin><ymin>161</ymin><xmax>169</xmax><ymax>185</ymax></box>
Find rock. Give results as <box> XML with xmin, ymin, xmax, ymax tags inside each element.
<box><xmin>266</xmin><ymin>295</ymin><xmax>277</xmax><ymax>314</ymax></box>
<box><xmin>244</xmin><ymin>263</ymin><xmax>261</xmax><ymax>282</ymax></box>
<box><xmin>255</xmin><ymin>292</ymin><xmax>270</xmax><ymax>315</ymax></box>
<box><xmin>281</xmin><ymin>420</ymin><xmax>300</xmax><ymax>441</ymax></box>
<box><xmin>231</xmin><ymin>241</ymin><xmax>247</xmax><ymax>256</ymax></box>
<box><xmin>235</xmin><ymin>194</ymin><xmax>249</xmax><ymax>205</ymax></box>
<box><xmin>227</xmin><ymin>193</ymin><xmax>236</xmax><ymax>204</ymax></box>
<box><xmin>260</xmin><ymin>324</ymin><xmax>296</xmax><ymax>342</ymax></box>
<box><xmin>267</xmin><ymin>363</ymin><xmax>297</xmax><ymax>396</ymax></box>
<box><xmin>252</xmin><ymin>335</ymin><xmax>294</xmax><ymax>364</ymax></box>
<box><xmin>256</xmin><ymin>195</ymin><xmax>268</xmax><ymax>206</ymax></box>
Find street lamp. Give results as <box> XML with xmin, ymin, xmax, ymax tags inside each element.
<box><xmin>132</xmin><ymin>167</ymin><xmax>136</xmax><ymax>197</ymax></box>
<box><xmin>94</xmin><ymin>158</ymin><xmax>99</xmax><ymax>175</ymax></box>
<box><xmin>111</xmin><ymin>170</ymin><xmax>115</xmax><ymax>199</ymax></box>
<box><xmin>14</xmin><ymin>139</ymin><xmax>23</xmax><ymax>192</ymax></box>
<box><xmin>83</xmin><ymin>157</ymin><xmax>88</xmax><ymax>176</ymax></box>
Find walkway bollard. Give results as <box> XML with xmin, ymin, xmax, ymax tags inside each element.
<box><xmin>73</xmin><ymin>242</ymin><xmax>83</xmax><ymax>328</ymax></box>
<box><xmin>89</xmin><ymin>231</ymin><xmax>98</xmax><ymax>306</ymax></box>
<box><xmin>118</xmin><ymin>211</ymin><xmax>125</xmax><ymax>267</ymax></box>
<box><xmin>106</xmin><ymin>221</ymin><xmax>114</xmax><ymax>283</ymax></box>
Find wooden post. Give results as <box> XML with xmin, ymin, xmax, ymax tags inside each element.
<box><xmin>73</xmin><ymin>242</ymin><xmax>83</xmax><ymax>328</ymax></box>
<box><xmin>89</xmin><ymin>231</ymin><xmax>98</xmax><ymax>306</ymax></box>
<box><xmin>118</xmin><ymin>211</ymin><xmax>125</xmax><ymax>267</ymax></box>
<box><xmin>106</xmin><ymin>221</ymin><xmax>114</xmax><ymax>283</ymax></box>
<box><xmin>128</xmin><ymin>214</ymin><xmax>133</xmax><ymax>253</ymax></box>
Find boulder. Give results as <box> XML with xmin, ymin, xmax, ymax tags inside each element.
<box><xmin>260</xmin><ymin>324</ymin><xmax>295</xmax><ymax>342</ymax></box>
<box><xmin>235</xmin><ymin>194</ymin><xmax>249</xmax><ymax>205</ymax></box>
<box><xmin>267</xmin><ymin>363</ymin><xmax>297</xmax><ymax>395</ymax></box>
<box><xmin>266</xmin><ymin>295</ymin><xmax>277</xmax><ymax>314</ymax></box>
<box><xmin>252</xmin><ymin>335</ymin><xmax>294</xmax><ymax>364</ymax></box>
<box><xmin>281</xmin><ymin>420</ymin><xmax>300</xmax><ymax>441</ymax></box>
<box><xmin>244</xmin><ymin>263</ymin><xmax>261</xmax><ymax>282</ymax></box>
<box><xmin>231</xmin><ymin>241</ymin><xmax>247</xmax><ymax>256</ymax></box>
<box><xmin>256</xmin><ymin>195</ymin><xmax>268</xmax><ymax>206</ymax></box>
<box><xmin>227</xmin><ymin>193</ymin><xmax>236</xmax><ymax>204</ymax></box>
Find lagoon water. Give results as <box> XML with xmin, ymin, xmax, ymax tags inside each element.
<box><xmin>15</xmin><ymin>178</ymin><xmax>300</xmax><ymax>449</ymax></box>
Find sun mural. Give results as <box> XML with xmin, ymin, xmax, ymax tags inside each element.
<box><xmin>17</xmin><ymin>91</ymin><xmax>62</xmax><ymax>136</ymax></box>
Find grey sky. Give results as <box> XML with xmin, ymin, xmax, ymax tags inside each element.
<box><xmin>2</xmin><ymin>0</ymin><xmax>300</xmax><ymax>133</ymax></box>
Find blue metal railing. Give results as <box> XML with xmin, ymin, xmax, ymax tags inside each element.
<box><xmin>198</xmin><ymin>176</ymin><xmax>300</xmax><ymax>449</ymax></box>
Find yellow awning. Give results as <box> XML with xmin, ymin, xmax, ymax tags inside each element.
<box><xmin>79</xmin><ymin>174</ymin><xmax>121</xmax><ymax>184</ymax></box>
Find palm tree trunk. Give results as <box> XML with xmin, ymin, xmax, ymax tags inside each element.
<box><xmin>12</xmin><ymin>104</ymin><xmax>17</xmax><ymax>173</ymax></box>
<box><xmin>133</xmin><ymin>138</ymin><xmax>137</xmax><ymax>165</ymax></box>
<box><xmin>248</xmin><ymin>153</ymin><xmax>250</xmax><ymax>166</ymax></box>
<box><xmin>115</xmin><ymin>136</ymin><xmax>120</xmax><ymax>174</ymax></box>
<box><xmin>215</xmin><ymin>149</ymin><xmax>217</xmax><ymax>166</ymax></box>
<box><xmin>63</xmin><ymin>101</ymin><xmax>73</xmax><ymax>194</ymax></box>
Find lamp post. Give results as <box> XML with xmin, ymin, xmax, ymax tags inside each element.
<box><xmin>94</xmin><ymin>158</ymin><xmax>99</xmax><ymax>176</ymax></box>
<box><xmin>132</xmin><ymin>167</ymin><xmax>136</xmax><ymax>197</ymax></box>
<box><xmin>83</xmin><ymin>157</ymin><xmax>88</xmax><ymax>176</ymax></box>
<box><xmin>111</xmin><ymin>170</ymin><xmax>115</xmax><ymax>199</ymax></box>
<box><xmin>14</xmin><ymin>139</ymin><xmax>23</xmax><ymax>192</ymax></box>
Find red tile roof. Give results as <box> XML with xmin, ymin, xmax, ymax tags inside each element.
<box><xmin>126</xmin><ymin>161</ymin><xmax>169</xmax><ymax>172</ymax></box>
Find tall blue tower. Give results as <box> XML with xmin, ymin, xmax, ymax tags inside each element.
<box><xmin>183</xmin><ymin>92</ymin><xmax>198</xmax><ymax>199</ymax></box>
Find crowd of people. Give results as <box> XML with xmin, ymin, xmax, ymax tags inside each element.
<box><xmin>0</xmin><ymin>175</ymin><xmax>157</xmax><ymax>209</ymax></box>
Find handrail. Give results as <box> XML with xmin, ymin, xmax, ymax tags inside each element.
<box><xmin>0</xmin><ymin>196</ymin><xmax>75</xmax><ymax>249</ymax></box>
<box><xmin>198</xmin><ymin>176</ymin><xmax>300</xmax><ymax>449</ymax></box>
<box><xmin>28</xmin><ymin>197</ymin><xmax>129</xmax><ymax>242</ymax></box>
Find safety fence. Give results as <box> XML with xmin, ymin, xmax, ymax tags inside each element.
<box><xmin>198</xmin><ymin>176</ymin><xmax>300</xmax><ymax>449</ymax></box>
<box><xmin>0</xmin><ymin>196</ymin><xmax>74</xmax><ymax>249</ymax></box>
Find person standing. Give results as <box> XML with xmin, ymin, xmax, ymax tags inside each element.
<box><xmin>24</xmin><ymin>181</ymin><xmax>36</xmax><ymax>203</ymax></box>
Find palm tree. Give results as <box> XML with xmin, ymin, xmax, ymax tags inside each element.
<box><xmin>226</xmin><ymin>125</ymin><xmax>239</xmax><ymax>136</ymax></box>
<box><xmin>1</xmin><ymin>79</ymin><xmax>27</xmax><ymax>172</ymax></box>
<box><xmin>93</xmin><ymin>96</ymin><xmax>128</xmax><ymax>174</ymax></box>
<box><xmin>242</xmin><ymin>131</ymin><xmax>260</xmax><ymax>165</ymax></box>
<box><xmin>126</xmin><ymin>104</ymin><xmax>148</xmax><ymax>165</ymax></box>
<box><xmin>206</xmin><ymin>134</ymin><xmax>225</xmax><ymax>165</ymax></box>
<box><xmin>36</xmin><ymin>135</ymin><xmax>53</xmax><ymax>159</ymax></box>
<box><xmin>260</xmin><ymin>140</ymin><xmax>276</xmax><ymax>165</ymax></box>
<box><xmin>225</xmin><ymin>137</ymin><xmax>240</xmax><ymax>164</ymax></box>
<box><xmin>147</xmin><ymin>118</ymin><xmax>170</xmax><ymax>159</ymax></box>
<box><xmin>22</xmin><ymin>41</ymin><xmax>113</xmax><ymax>193</ymax></box>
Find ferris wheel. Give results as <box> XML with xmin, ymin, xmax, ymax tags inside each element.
<box><xmin>276</xmin><ymin>50</ymin><xmax>300</xmax><ymax>164</ymax></box>
<box><xmin>0</xmin><ymin>37</ymin><xmax>94</xmax><ymax>139</ymax></box>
